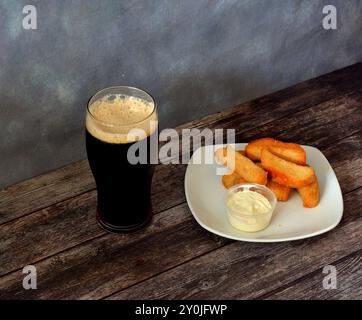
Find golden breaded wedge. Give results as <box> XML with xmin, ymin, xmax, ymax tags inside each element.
<box><xmin>237</xmin><ymin>150</ymin><xmax>245</xmax><ymax>156</ymax></box>
<box><xmin>245</xmin><ymin>138</ymin><xmax>306</xmax><ymax>164</ymax></box>
<box><xmin>267</xmin><ymin>180</ymin><xmax>291</xmax><ymax>201</ymax></box>
<box><xmin>222</xmin><ymin>171</ymin><xmax>247</xmax><ymax>189</ymax></box>
<box><xmin>297</xmin><ymin>178</ymin><xmax>320</xmax><ymax>208</ymax></box>
<box><xmin>268</xmin><ymin>146</ymin><xmax>306</xmax><ymax>165</ymax></box>
<box><xmin>255</xmin><ymin>162</ymin><xmax>271</xmax><ymax>178</ymax></box>
<box><xmin>215</xmin><ymin>146</ymin><xmax>267</xmax><ymax>185</ymax></box>
<box><xmin>261</xmin><ymin>148</ymin><xmax>315</xmax><ymax>188</ymax></box>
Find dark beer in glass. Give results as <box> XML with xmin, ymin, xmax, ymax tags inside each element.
<box><xmin>85</xmin><ymin>86</ymin><xmax>158</xmax><ymax>233</ymax></box>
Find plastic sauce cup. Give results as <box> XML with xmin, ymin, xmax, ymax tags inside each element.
<box><xmin>225</xmin><ymin>183</ymin><xmax>277</xmax><ymax>232</ymax></box>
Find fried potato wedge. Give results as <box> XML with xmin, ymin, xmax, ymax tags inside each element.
<box><xmin>297</xmin><ymin>178</ymin><xmax>320</xmax><ymax>208</ymax></box>
<box><xmin>237</xmin><ymin>150</ymin><xmax>245</xmax><ymax>156</ymax></box>
<box><xmin>215</xmin><ymin>146</ymin><xmax>267</xmax><ymax>185</ymax></box>
<box><xmin>222</xmin><ymin>171</ymin><xmax>247</xmax><ymax>189</ymax></box>
<box><xmin>255</xmin><ymin>161</ymin><xmax>272</xmax><ymax>178</ymax></box>
<box><xmin>268</xmin><ymin>146</ymin><xmax>306</xmax><ymax>165</ymax></box>
<box><xmin>245</xmin><ymin>138</ymin><xmax>306</xmax><ymax>164</ymax></box>
<box><xmin>261</xmin><ymin>148</ymin><xmax>315</xmax><ymax>188</ymax></box>
<box><xmin>260</xmin><ymin>155</ymin><xmax>290</xmax><ymax>201</ymax></box>
<box><xmin>267</xmin><ymin>180</ymin><xmax>291</xmax><ymax>201</ymax></box>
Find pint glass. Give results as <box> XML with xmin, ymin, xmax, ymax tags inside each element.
<box><xmin>85</xmin><ymin>86</ymin><xmax>158</xmax><ymax>232</ymax></box>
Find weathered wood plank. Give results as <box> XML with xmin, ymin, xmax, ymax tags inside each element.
<box><xmin>172</xmin><ymin>90</ymin><xmax>362</xmax><ymax>165</ymax></box>
<box><xmin>0</xmin><ymin>161</ymin><xmax>186</xmax><ymax>226</ymax></box>
<box><xmin>0</xmin><ymin>191</ymin><xmax>101</xmax><ymax>277</ymax></box>
<box><xmin>0</xmin><ymin>164</ymin><xmax>187</xmax><ymax>277</ymax></box>
<box><xmin>0</xmin><ymin>161</ymin><xmax>94</xmax><ymax>224</ymax></box>
<box><xmin>151</xmin><ymin>164</ymin><xmax>186</xmax><ymax>213</ymax></box>
<box><xmin>109</xmin><ymin>187</ymin><xmax>362</xmax><ymax>300</ymax></box>
<box><xmin>233</xmin><ymin>90</ymin><xmax>362</xmax><ymax>149</ymax></box>
<box><xmin>0</xmin><ymin>203</ymin><xmax>230</xmax><ymax>299</ymax></box>
<box><xmin>322</xmin><ymin>133</ymin><xmax>362</xmax><ymax>194</ymax></box>
<box><xmin>0</xmin><ymin>129</ymin><xmax>360</xmax><ymax>279</ymax></box>
<box><xmin>167</xmin><ymin>79</ymin><xmax>362</xmax><ymax>163</ymax></box>
<box><xmin>1</xmin><ymin>63</ymin><xmax>361</xmax><ymax>224</ymax></box>
<box><xmin>263</xmin><ymin>250</ymin><xmax>362</xmax><ymax>299</ymax></box>
<box><xmin>0</xmin><ymin>130</ymin><xmax>360</xmax><ymax>298</ymax></box>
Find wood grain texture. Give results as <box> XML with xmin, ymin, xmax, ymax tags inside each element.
<box><xmin>0</xmin><ymin>203</ymin><xmax>230</xmax><ymax>299</ymax></box>
<box><xmin>1</xmin><ymin>63</ymin><xmax>361</xmax><ymax>224</ymax></box>
<box><xmin>165</xmin><ymin>75</ymin><xmax>362</xmax><ymax>163</ymax></box>
<box><xmin>168</xmin><ymin>91</ymin><xmax>361</xmax><ymax>165</ymax></box>
<box><xmin>0</xmin><ymin>164</ymin><xmax>187</xmax><ymax>277</ymax></box>
<box><xmin>0</xmin><ymin>161</ymin><xmax>94</xmax><ymax>224</ymax></box>
<box><xmin>263</xmin><ymin>250</ymin><xmax>362</xmax><ymax>300</ymax></box>
<box><xmin>233</xmin><ymin>90</ymin><xmax>362</xmax><ymax>148</ymax></box>
<box><xmin>0</xmin><ymin>128</ymin><xmax>360</xmax><ymax>298</ymax></box>
<box><xmin>0</xmin><ymin>63</ymin><xmax>361</xmax><ymax>300</ymax></box>
<box><xmin>323</xmin><ymin>132</ymin><xmax>362</xmax><ymax>193</ymax></box>
<box><xmin>0</xmin><ymin>129</ymin><xmax>360</xmax><ymax>279</ymax></box>
<box><xmin>109</xmin><ymin>187</ymin><xmax>362</xmax><ymax>299</ymax></box>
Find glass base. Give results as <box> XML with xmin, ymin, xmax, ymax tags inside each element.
<box><xmin>96</xmin><ymin>211</ymin><xmax>152</xmax><ymax>233</ymax></box>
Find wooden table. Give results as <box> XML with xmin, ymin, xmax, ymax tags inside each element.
<box><xmin>1</xmin><ymin>64</ymin><xmax>361</xmax><ymax>300</ymax></box>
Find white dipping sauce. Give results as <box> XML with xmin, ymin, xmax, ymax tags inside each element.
<box><xmin>226</xmin><ymin>190</ymin><xmax>272</xmax><ymax>232</ymax></box>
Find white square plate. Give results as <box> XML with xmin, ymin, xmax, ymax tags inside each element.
<box><xmin>185</xmin><ymin>144</ymin><xmax>344</xmax><ymax>242</ymax></box>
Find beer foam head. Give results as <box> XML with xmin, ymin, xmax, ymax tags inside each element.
<box><xmin>86</xmin><ymin>93</ymin><xmax>158</xmax><ymax>144</ymax></box>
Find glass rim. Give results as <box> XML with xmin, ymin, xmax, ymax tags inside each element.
<box><xmin>86</xmin><ymin>85</ymin><xmax>157</xmax><ymax>128</ymax></box>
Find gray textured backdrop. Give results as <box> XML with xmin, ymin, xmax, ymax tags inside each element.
<box><xmin>0</xmin><ymin>0</ymin><xmax>361</xmax><ymax>189</ymax></box>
